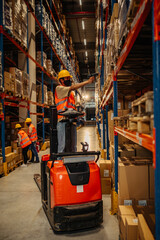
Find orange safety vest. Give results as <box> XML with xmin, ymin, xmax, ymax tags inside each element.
<box><xmin>28</xmin><ymin>123</ymin><xmax>38</xmax><ymax>142</ymax></box>
<box><xmin>18</xmin><ymin>130</ymin><xmax>31</xmax><ymax>148</ymax></box>
<box><xmin>55</xmin><ymin>86</ymin><xmax>76</xmax><ymax>119</ymax></box>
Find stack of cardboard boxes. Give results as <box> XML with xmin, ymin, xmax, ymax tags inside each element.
<box><xmin>5</xmin><ymin>145</ymin><xmax>23</xmax><ymax>173</ymax></box>
<box><xmin>99</xmin><ymin>160</ymin><xmax>111</xmax><ymax>194</ymax></box>
<box><xmin>9</xmin><ymin>67</ymin><xmax>22</xmax><ymax>97</ymax></box>
<box><xmin>118</xmin><ymin>205</ymin><xmax>155</xmax><ymax>239</ymax></box>
<box><xmin>4</xmin><ymin>71</ymin><xmax>15</xmax><ymax>93</ymax></box>
<box><xmin>4</xmin><ymin>68</ymin><xmax>30</xmax><ymax>98</ymax></box>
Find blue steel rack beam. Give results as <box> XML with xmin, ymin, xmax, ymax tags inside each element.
<box><xmin>0</xmin><ymin>0</ymin><xmax>5</xmax><ymax>165</ymax></box>
<box><xmin>113</xmin><ymin>76</ymin><xmax>118</xmax><ymax>193</ymax></box>
<box><xmin>152</xmin><ymin>0</ymin><xmax>160</xmax><ymax>238</ymax></box>
<box><xmin>27</xmin><ymin>8</ymin><xmax>30</xmax><ymax>118</ymax></box>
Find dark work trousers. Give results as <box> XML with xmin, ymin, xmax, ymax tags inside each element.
<box><xmin>22</xmin><ymin>144</ymin><xmax>31</xmax><ymax>164</ymax></box>
<box><xmin>31</xmin><ymin>141</ymin><xmax>39</xmax><ymax>162</ymax></box>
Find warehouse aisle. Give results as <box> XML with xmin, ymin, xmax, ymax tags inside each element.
<box><xmin>0</xmin><ymin>126</ymin><xmax>119</xmax><ymax>240</ymax></box>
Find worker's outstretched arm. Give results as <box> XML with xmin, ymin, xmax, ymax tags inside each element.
<box><xmin>69</xmin><ymin>76</ymin><xmax>95</xmax><ymax>91</ymax></box>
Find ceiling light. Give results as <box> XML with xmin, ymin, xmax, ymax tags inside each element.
<box><xmin>82</xmin><ymin>20</ymin><xmax>85</xmax><ymax>30</ymax></box>
<box><xmin>79</xmin><ymin>0</ymin><xmax>82</xmax><ymax>5</ymax></box>
<box><xmin>84</xmin><ymin>39</ymin><xmax>86</xmax><ymax>45</ymax></box>
<box><xmin>85</xmin><ymin>51</ymin><xmax>88</xmax><ymax>57</ymax></box>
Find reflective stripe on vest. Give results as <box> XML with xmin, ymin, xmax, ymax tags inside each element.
<box><xmin>18</xmin><ymin>130</ymin><xmax>31</xmax><ymax>148</ymax></box>
<box><xmin>28</xmin><ymin>123</ymin><xmax>38</xmax><ymax>142</ymax></box>
<box><xmin>55</xmin><ymin>87</ymin><xmax>76</xmax><ymax>119</ymax></box>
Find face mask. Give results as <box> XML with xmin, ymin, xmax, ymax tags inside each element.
<box><xmin>64</xmin><ymin>80</ymin><xmax>71</xmax><ymax>86</ymax></box>
<box><xmin>27</xmin><ymin>123</ymin><xmax>30</xmax><ymax>127</ymax></box>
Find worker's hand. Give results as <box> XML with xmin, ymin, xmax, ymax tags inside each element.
<box><xmin>88</xmin><ymin>76</ymin><xmax>95</xmax><ymax>84</ymax></box>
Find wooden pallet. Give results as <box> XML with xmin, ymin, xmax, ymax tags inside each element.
<box><xmin>7</xmin><ymin>165</ymin><xmax>16</xmax><ymax>174</ymax></box>
<box><xmin>132</xmin><ymin>91</ymin><xmax>153</xmax><ymax>116</ymax></box>
<box><xmin>128</xmin><ymin>116</ymin><xmax>150</xmax><ymax>133</ymax></box>
<box><xmin>15</xmin><ymin>160</ymin><xmax>24</xmax><ymax>167</ymax></box>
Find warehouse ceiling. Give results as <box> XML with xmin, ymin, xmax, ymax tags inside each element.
<box><xmin>61</xmin><ymin>0</ymin><xmax>97</xmax><ymax>82</ymax></box>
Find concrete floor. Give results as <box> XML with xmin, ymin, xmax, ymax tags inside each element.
<box><xmin>0</xmin><ymin>126</ymin><xmax>119</xmax><ymax>240</ymax></box>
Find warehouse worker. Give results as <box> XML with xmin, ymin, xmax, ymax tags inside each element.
<box><xmin>25</xmin><ymin>118</ymin><xmax>39</xmax><ymax>163</ymax></box>
<box><xmin>15</xmin><ymin>124</ymin><xmax>31</xmax><ymax>166</ymax></box>
<box><xmin>55</xmin><ymin>69</ymin><xmax>95</xmax><ymax>153</ymax></box>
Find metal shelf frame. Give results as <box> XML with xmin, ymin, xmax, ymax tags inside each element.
<box><xmin>98</xmin><ymin>0</ymin><xmax>160</xmax><ymax>238</ymax></box>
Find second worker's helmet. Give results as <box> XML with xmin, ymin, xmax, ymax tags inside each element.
<box><xmin>25</xmin><ymin>118</ymin><xmax>32</xmax><ymax>123</ymax></box>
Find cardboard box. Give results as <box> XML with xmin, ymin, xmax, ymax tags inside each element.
<box><xmin>5</xmin><ymin>146</ymin><xmax>12</xmax><ymax>155</ymax></box>
<box><xmin>119</xmin><ymin>205</ymin><xmax>136</xmax><ymax>216</ymax></box>
<box><xmin>118</xmin><ymin>206</ymin><xmax>136</xmax><ymax>240</ymax></box>
<box><xmin>99</xmin><ymin>160</ymin><xmax>111</xmax><ymax>178</ymax></box>
<box><xmin>126</xmin><ymin>216</ymin><xmax>138</xmax><ymax>240</ymax></box>
<box><xmin>101</xmin><ymin>178</ymin><xmax>111</xmax><ymax>194</ymax></box>
<box><xmin>137</xmin><ymin>214</ymin><xmax>154</xmax><ymax>240</ymax></box>
<box><xmin>118</xmin><ymin>163</ymin><xmax>149</xmax><ymax>200</ymax></box>
<box><xmin>5</xmin><ymin>153</ymin><xmax>15</xmax><ymax>163</ymax></box>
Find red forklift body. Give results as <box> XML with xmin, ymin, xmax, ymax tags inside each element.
<box><xmin>41</xmin><ymin>154</ymin><xmax>103</xmax><ymax>232</ymax></box>
<box><xmin>48</xmin><ymin>160</ymin><xmax>102</xmax><ymax>207</ymax></box>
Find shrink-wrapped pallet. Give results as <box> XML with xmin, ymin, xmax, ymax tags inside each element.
<box><xmin>36</xmin><ymin>51</ymin><xmax>47</xmax><ymax>70</ymax></box>
<box><xmin>46</xmin><ymin>59</ymin><xmax>52</xmax><ymax>74</ymax></box>
<box><xmin>37</xmin><ymin>84</ymin><xmax>48</xmax><ymax>105</ymax></box>
<box><xmin>48</xmin><ymin>91</ymin><xmax>54</xmax><ymax>106</ymax></box>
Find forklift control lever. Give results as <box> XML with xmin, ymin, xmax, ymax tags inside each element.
<box><xmin>80</xmin><ymin>142</ymin><xmax>89</xmax><ymax>152</ymax></box>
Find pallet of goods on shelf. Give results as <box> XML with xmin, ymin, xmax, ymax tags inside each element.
<box><xmin>115</xmin><ymin>92</ymin><xmax>154</xmax><ymax>135</ymax></box>
<box><xmin>4</xmin><ymin>71</ymin><xmax>15</xmax><ymax>94</ymax></box>
<box><xmin>47</xmin><ymin>91</ymin><xmax>54</xmax><ymax>106</ymax></box>
<box><xmin>36</xmin><ymin>84</ymin><xmax>48</xmax><ymax>105</ymax></box>
<box><xmin>118</xmin><ymin>0</ymin><xmax>130</xmax><ymax>50</ymax></box>
<box><xmin>8</xmin><ymin>0</ymin><xmax>21</xmax><ymax>42</ymax></box>
<box><xmin>9</xmin><ymin>67</ymin><xmax>22</xmax><ymax>97</ymax></box>
<box><xmin>46</xmin><ymin>59</ymin><xmax>53</xmax><ymax>75</ymax></box>
<box><xmin>127</xmin><ymin>0</ymin><xmax>141</xmax><ymax>30</ymax></box>
<box><xmin>3</xmin><ymin>0</ymin><xmax>13</xmax><ymax>33</ymax></box>
<box><xmin>36</xmin><ymin>51</ymin><xmax>47</xmax><ymax>70</ymax></box>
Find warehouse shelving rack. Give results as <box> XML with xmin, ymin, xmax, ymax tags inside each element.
<box><xmin>0</xmin><ymin>1</ymin><xmax>80</xmax><ymax>166</ymax></box>
<box><xmin>98</xmin><ymin>0</ymin><xmax>160</xmax><ymax>238</ymax></box>
<box><xmin>96</xmin><ymin>0</ymin><xmax>110</xmax><ymax>158</ymax></box>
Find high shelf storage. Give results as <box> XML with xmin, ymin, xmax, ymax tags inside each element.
<box><xmin>96</xmin><ymin>0</ymin><xmax>160</xmax><ymax>238</ymax></box>
<box><xmin>0</xmin><ymin>0</ymin><xmax>80</xmax><ymax>174</ymax></box>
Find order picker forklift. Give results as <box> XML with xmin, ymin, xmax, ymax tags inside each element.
<box><xmin>39</xmin><ymin>105</ymin><xmax>103</xmax><ymax>232</ymax></box>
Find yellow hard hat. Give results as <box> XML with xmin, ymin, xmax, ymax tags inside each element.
<box><xmin>58</xmin><ymin>70</ymin><xmax>72</xmax><ymax>80</ymax></box>
<box><xmin>25</xmin><ymin>118</ymin><xmax>32</xmax><ymax>123</ymax></box>
<box><xmin>15</xmin><ymin>124</ymin><xmax>22</xmax><ymax>129</ymax></box>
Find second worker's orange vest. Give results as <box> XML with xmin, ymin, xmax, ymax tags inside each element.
<box><xmin>28</xmin><ymin>123</ymin><xmax>38</xmax><ymax>142</ymax></box>
<box><xmin>18</xmin><ymin>130</ymin><xmax>31</xmax><ymax>148</ymax></box>
<box><xmin>55</xmin><ymin>86</ymin><xmax>76</xmax><ymax>120</ymax></box>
